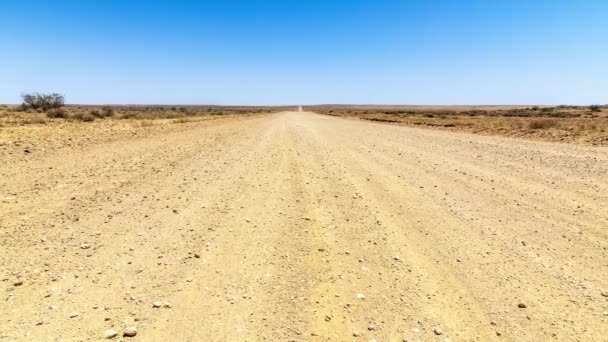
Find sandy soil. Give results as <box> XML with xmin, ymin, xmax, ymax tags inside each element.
<box><xmin>1</xmin><ymin>112</ymin><xmax>607</xmax><ymax>341</ymax></box>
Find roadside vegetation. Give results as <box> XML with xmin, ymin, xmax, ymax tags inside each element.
<box><xmin>0</xmin><ymin>93</ymin><xmax>288</xmax><ymax>127</ymax></box>
<box><xmin>311</xmin><ymin>105</ymin><xmax>608</xmax><ymax>145</ymax></box>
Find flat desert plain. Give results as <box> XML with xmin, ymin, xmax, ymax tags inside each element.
<box><xmin>2</xmin><ymin>111</ymin><xmax>608</xmax><ymax>341</ymax></box>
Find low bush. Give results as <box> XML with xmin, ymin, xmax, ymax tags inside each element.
<box><xmin>590</xmin><ymin>104</ymin><xmax>602</xmax><ymax>112</ymax></box>
<box><xmin>89</xmin><ymin>109</ymin><xmax>102</xmax><ymax>118</ymax></box>
<box><xmin>119</xmin><ymin>112</ymin><xmax>138</xmax><ymax>119</ymax></box>
<box><xmin>46</xmin><ymin>108</ymin><xmax>68</xmax><ymax>118</ymax></box>
<box><xmin>101</xmin><ymin>106</ymin><xmax>114</xmax><ymax>117</ymax></box>
<box><xmin>71</xmin><ymin>112</ymin><xmax>95</xmax><ymax>122</ymax></box>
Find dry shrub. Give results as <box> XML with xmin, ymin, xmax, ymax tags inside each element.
<box><xmin>527</xmin><ymin>119</ymin><xmax>557</xmax><ymax>130</ymax></box>
<box><xmin>119</xmin><ymin>112</ymin><xmax>138</xmax><ymax>119</ymax></box>
<box><xmin>47</xmin><ymin>108</ymin><xmax>68</xmax><ymax>118</ymax></box>
<box><xmin>101</xmin><ymin>106</ymin><xmax>115</xmax><ymax>117</ymax></box>
<box><xmin>89</xmin><ymin>108</ymin><xmax>114</xmax><ymax>118</ymax></box>
<box><xmin>89</xmin><ymin>109</ymin><xmax>102</xmax><ymax>118</ymax></box>
<box><xmin>590</xmin><ymin>105</ymin><xmax>602</xmax><ymax>112</ymax></box>
<box><xmin>71</xmin><ymin>112</ymin><xmax>95</xmax><ymax>122</ymax></box>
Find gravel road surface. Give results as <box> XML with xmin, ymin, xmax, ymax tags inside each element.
<box><xmin>2</xmin><ymin>112</ymin><xmax>607</xmax><ymax>341</ymax></box>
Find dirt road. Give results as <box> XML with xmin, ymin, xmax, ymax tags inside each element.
<box><xmin>2</xmin><ymin>112</ymin><xmax>607</xmax><ymax>341</ymax></box>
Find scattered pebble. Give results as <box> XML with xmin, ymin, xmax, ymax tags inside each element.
<box><xmin>80</xmin><ymin>243</ymin><xmax>91</xmax><ymax>249</ymax></box>
<box><xmin>123</xmin><ymin>327</ymin><xmax>137</xmax><ymax>337</ymax></box>
<box><xmin>517</xmin><ymin>303</ymin><xmax>527</xmax><ymax>308</ymax></box>
<box><xmin>152</xmin><ymin>301</ymin><xmax>163</xmax><ymax>308</ymax></box>
<box><xmin>13</xmin><ymin>280</ymin><xmax>23</xmax><ymax>287</ymax></box>
<box><xmin>104</xmin><ymin>329</ymin><xmax>118</xmax><ymax>339</ymax></box>
<box><xmin>69</xmin><ymin>312</ymin><xmax>79</xmax><ymax>318</ymax></box>
<box><xmin>433</xmin><ymin>327</ymin><xmax>443</xmax><ymax>335</ymax></box>
<box><xmin>357</xmin><ymin>293</ymin><xmax>366</xmax><ymax>300</ymax></box>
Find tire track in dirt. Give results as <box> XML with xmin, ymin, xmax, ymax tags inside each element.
<box><xmin>292</xmin><ymin>112</ymin><xmax>608</xmax><ymax>340</ymax></box>
<box><xmin>290</xmin><ymin>117</ymin><xmax>496</xmax><ymax>340</ymax></box>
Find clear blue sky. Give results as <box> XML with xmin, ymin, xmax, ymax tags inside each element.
<box><xmin>1</xmin><ymin>0</ymin><xmax>606</xmax><ymax>105</ymax></box>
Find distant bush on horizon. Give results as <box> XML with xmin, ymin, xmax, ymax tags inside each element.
<box><xmin>21</xmin><ymin>92</ymin><xmax>64</xmax><ymax>111</ymax></box>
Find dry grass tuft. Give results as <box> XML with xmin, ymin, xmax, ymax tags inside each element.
<box><xmin>527</xmin><ymin>119</ymin><xmax>557</xmax><ymax>130</ymax></box>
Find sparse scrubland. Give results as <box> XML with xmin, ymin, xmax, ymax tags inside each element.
<box><xmin>311</xmin><ymin>105</ymin><xmax>608</xmax><ymax>145</ymax></box>
<box><xmin>0</xmin><ymin>103</ymin><xmax>287</xmax><ymax>126</ymax></box>
<box><xmin>0</xmin><ymin>100</ymin><xmax>289</xmax><ymax>157</ymax></box>
<box><xmin>3</xmin><ymin>102</ymin><xmax>606</xmax><ymax>148</ymax></box>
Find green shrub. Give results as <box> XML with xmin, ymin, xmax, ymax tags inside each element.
<box><xmin>21</xmin><ymin>92</ymin><xmax>64</xmax><ymax>110</ymax></box>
